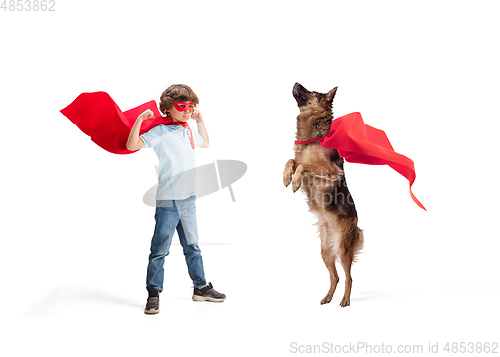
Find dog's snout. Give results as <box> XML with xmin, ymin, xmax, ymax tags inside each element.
<box><xmin>293</xmin><ymin>82</ymin><xmax>310</xmax><ymax>107</ymax></box>
<box><xmin>293</xmin><ymin>82</ymin><xmax>306</xmax><ymax>93</ymax></box>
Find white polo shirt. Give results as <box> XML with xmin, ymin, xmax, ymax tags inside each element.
<box><xmin>140</xmin><ymin>124</ymin><xmax>203</xmax><ymax>200</ymax></box>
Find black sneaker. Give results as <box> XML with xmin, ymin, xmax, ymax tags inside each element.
<box><xmin>144</xmin><ymin>289</ymin><xmax>160</xmax><ymax>314</ymax></box>
<box><xmin>193</xmin><ymin>282</ymin><xmax>226</xmax><ymax>302</ymax></box>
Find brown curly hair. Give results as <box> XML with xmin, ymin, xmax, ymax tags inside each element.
<box><xmin>159</xmin><ymin>84</ymin><xmax>199</xmax><ymax>116</ymax></box>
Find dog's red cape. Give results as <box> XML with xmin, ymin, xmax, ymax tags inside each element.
<box><xmin>295</xmin><ymin>112</ymin><xmax>426</xmax><ymax>211</ymax></box>
<box><xmin>60</xmin><ymin>92</ymin><xmax>173</xmax><ymax>154</ymax></box>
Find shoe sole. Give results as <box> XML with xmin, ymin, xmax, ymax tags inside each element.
<box><xmin>144</xmin><ymin>308</ymin><xmax>160</xmax><ymax>314</ymax></box>
<box><xmin>192</xmin><ymin>295</ymin><xmax>226</xmax><ymax>302</ymax></box>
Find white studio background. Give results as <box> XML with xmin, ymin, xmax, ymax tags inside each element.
<box><xmin>1</xmin><ymin>1</ymin><xmax>499</xmax><ymax>356</ymax></box>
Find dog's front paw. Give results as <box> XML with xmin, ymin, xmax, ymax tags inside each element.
<box><xmin>291</xmin><ymin>174</ymin><xmax>302</xmax><ymax>192</ymax></box>
<box><xmin>283</xmin><ymin>169</ymin><xmax>293</xmax><ymax>187</ymax></box>
<box><xmin>283</xmin><ymin>159</ymin><xmax>296</xmax><ymax>187</ymax></box>
<box><xmin>292</xmin><ymin>165</ymin><xmax>304</xmax><ymax>192</ymax></box>
<box><xmin>291</xmin><ymin>165</ymin><xmax>305</xmax><ymax>192</ymax></box>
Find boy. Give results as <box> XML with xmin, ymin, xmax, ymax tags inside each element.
<box><xmin>126</xmin><ymin>84</ymin><xmax>225</xmax><ymax>314</ymax></box>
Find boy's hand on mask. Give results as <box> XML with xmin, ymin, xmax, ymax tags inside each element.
<box><xmin>138</xmin><ymin>109</ymin><xmax>154</xmax><ymax>121</ymax></box>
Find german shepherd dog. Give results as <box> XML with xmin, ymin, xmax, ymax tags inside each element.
<box><xmin>283</xmin><ymin>83</ymin><xmax>364</xmax><ymax>307</ymax></box>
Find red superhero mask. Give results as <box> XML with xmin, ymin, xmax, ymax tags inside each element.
<box><xmin>173</xmin><ymin>101</ymin><xmax>194</xmax><ymax>113</ymax></box>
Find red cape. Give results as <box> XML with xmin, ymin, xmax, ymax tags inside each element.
<box><xmin>295</xmin><ymin>112</ymin><xmax>426</xmax><ymax>211</ymax></box>
<box><xmin>60</xmin><ymin>92</ymin><xmax>171</xmax><ymax>154</ymax></box>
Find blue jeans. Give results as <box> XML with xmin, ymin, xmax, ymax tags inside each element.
<box><xmin>146</xmin><ymin>196</ymin><xmax>207</xmax><ymax>292</ymax></box>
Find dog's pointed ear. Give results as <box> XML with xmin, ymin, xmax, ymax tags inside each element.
<box><xmin>326</xmin><ymin>87</ymin><xmax>338</xmax><ymax>102</ymax></box>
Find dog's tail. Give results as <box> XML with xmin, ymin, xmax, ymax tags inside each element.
<box><xmin>353</xmin><ymin>227</ymin><xmax>364</xmax><ymax>263</ymax></box>
<box><xmin>340</xmin><ymin>217</ymin><xmax>364</xmax><ymax>263</ymax></box>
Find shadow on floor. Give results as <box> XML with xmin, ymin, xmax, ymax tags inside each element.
<box><xmin>20</xmin><ymin>286</ymin><xmax>144</xmax><ymax>317</ymax></box>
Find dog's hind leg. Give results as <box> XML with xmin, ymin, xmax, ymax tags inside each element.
<box><xmin>318</xmin><ymin>217</ymin><xmax>340</xmax><ymax>305</ymax></box>
<box><xmin>320</xmin><ymin>246</ymin><xmax>339</xmax><ymax>304</ymax></box>
<box><xmin>338</xmin><ymin>219</ymin><xmax>363</xmax><ymax>307</ymax></box>
<box><xmin>339</xmin><ymin>251</ymin><xmax>353</xmax><ymax>307</ymax></box>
